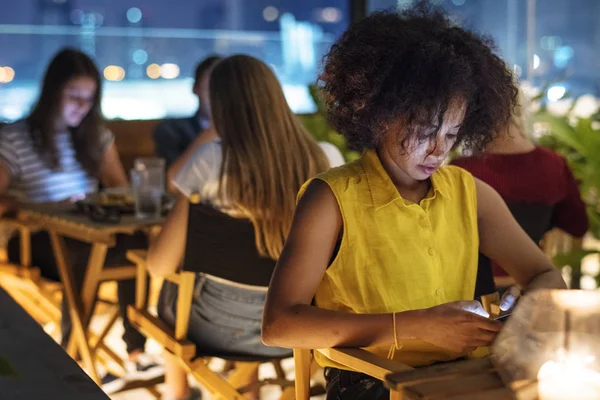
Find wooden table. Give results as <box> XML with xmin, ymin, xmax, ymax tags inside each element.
<box><xmin>17</xmin><ymin>203</ymin><xmax>163</xmax><ymax>383</ymax></box>
<box><xmin>385</xmin><ymin>358</ymin><xmax>517</xmax><ymax>400</ymax></box>
<box><xmin>0</xmin><ymin>287</ymin><xmax>110</xmax><ymax>399</ymax></box>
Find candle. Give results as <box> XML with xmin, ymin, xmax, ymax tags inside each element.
<box><xmin>537</xmin><ymin>358</ymin><xmax>600</xmax><ymax>400</ymax></box>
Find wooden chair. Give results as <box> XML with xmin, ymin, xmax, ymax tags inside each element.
<box><xmin>0</xmin><ymin>218</ymin><xmax>62</xmax><ymax>336</ymax></box>
<box><xmin>293</xmin><ymin>259</ymin><xmax>502</xmax><ymax>400</ymax></box>
<box><xmin>127</xmin><ymin>201</ymin><xmax>297</xmax><ymax>400</ymax></box>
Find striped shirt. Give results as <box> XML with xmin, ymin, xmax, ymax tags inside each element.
<box><xmin>0</xmin><ymin>121</ymin><xmax>113</xmax><ymax>203</ymax></box>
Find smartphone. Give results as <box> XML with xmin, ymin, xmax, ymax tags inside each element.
<box><xmin>494</xmin><ymin>313</ymin><xmax>512</xmax><ymax>322</ymax></box>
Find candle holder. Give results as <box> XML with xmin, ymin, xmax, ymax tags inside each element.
<box><xmin>492</xmin><ymin>289</ymin><xmax>600</xmax><ymax>400</ymax></box>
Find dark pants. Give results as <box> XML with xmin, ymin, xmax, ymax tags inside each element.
<box><xmin>324</xmin><ymin>368</ymin><xmax>389</xmax><ymax>400</ymax></box>
<box><xmin>8</xmin><ymin>231</ymin><xmax>148</xmax><ymax>354</ymax></box>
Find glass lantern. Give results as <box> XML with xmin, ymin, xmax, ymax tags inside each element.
<box><xmin>492</xmin><ymin>289</ymin><xmax>600</xmax><ymax>400</ymax></box>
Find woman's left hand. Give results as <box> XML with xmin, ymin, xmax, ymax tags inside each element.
<box><xmin>499</xmin><ymin>286</ymin><xmax>521</xmax><ymax>312</ymax></box>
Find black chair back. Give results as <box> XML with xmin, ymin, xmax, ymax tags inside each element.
<box><xmin>183</xmin><ymin>202</ymin><xmax>276</xmax><ymax>287</ymax></box>
<box><xmin>475</xmin><ymin>202</ymin><xmax>554</xmax><ymax>296</ymax></box>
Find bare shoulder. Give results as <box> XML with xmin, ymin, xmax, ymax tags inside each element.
<box><xmin>295</xmin><ymin>178</ymin><xmax>341</xmax><ymax>228</ymax></box>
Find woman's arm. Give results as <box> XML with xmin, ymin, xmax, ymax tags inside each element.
<box><xmin>166</xmin><ymin>128</ymin><xmax>218</xmax><ymax>192</ymax></box>
<box><xmin>96</xmin><ymin>143</ymin><xmax>128</xmax><ymax>188</ymax></box>
<box><xmin>146</xmin><ymin>192</ymin><xmax>189</xmax><ymax>277</ymax></box>
<box><xmin>263</xmin><ymin>180</ymin><xmax>500</xmax><ymax>352</ymax></box>
<box><xmin>476</xmin><ymin>179</ymin><xmax>567</xmax><ymax>291</ymax></box>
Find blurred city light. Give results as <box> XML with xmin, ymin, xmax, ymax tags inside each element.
<box><xmin>554</xmin><ymin>45</ymin><xmax>574</xmax><ymax>69</ymax></box>
<box><xmin>547</xmin><ymin>84</ymin><xmax>567</xmax><ymax>102</ymax></box>
<box><xmin>103</xmin><ymin>65</ymin><xmax>125</xmax><ymax>81</ymax></box>
<box><xmin>0</xmin><ymin>66</ymin><xmax>15</xmax><ymax>83</ymax></box>
<box><xmin>263</xmin><ymin>6</ymin><xmax>279</xmax><ymax>22</ymax></box>
<box><xmin>160</xmin><ymin>63</ymin><xmax>180</xmax><ymax>79</ymax></box>
<box><xmin>320</xmin><ymin>7</ymin><xmax>342</xmax><ymax>23</ymax></box>
<box><xmin>132</xmin><ymin>49</ymin><xmax>148</xmax><ymax>65</ymax></box>
<box><xmin>70</xmin><ymin>9</ymin><xmax>84</xmax><ymax>24</ymax></box>
<box><xmin>126</xmin><ymin>7</ymin><xmax>142</xmax><ymax>24</ymax></box>
<box><xmin>146</xmin><ymin>63</ymin><xmax>161</xmax><ymax>79</ymax></box>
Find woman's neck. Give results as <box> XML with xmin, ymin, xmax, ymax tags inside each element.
<box><xmin>377</xmin><ymin>148</ymin><xmax>430</xmax><ymax>204</ymax></box>
<box><xmin>54</xmin><ymin>118</ymin><xmax>68</xmax><ymax>133</ymax></box>
<box><xmin>485</xmin><ymin>124</ymin><xmax>536</xmax><ymax>154</ymax></box>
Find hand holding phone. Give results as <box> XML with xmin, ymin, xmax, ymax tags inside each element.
<box><xmin>494</xmin><ymin>313</ymin><xmax>512</xmax><ymax>322</ymax></box>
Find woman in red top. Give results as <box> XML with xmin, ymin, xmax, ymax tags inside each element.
<box><xmin>453</xmin><ymin>104</ymin><xmax>588</xmax><ymax>286</ymax></box>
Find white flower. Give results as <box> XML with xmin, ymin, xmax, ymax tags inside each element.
<box><xmin>570</xmin><ymin>94</ymin><xmax>599</xmax><ymax>119</ymax></box>
<box><xmin>547</xmin><ymin>98</ymin><xmax>574</xmax><ymax>117</ymax></box>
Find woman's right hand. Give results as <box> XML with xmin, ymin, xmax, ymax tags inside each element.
<box><xmin>416</xmin><ymin>301</ymin><xmax>502</xmax><ymax>353</ymax></box>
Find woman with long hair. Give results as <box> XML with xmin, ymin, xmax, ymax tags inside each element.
<box><xmin>0</xmin><ymin>48</ymin><xmax>161</xmax><ymax>392</ymax></box>
<box><xmin>147</xmin><ymin>54</ymin><xmax>341</xmax><ymax>400</ymax></box>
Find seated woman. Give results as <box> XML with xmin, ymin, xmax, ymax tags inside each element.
<box><xmin>147</xmin><ymin>54</ymin><xmax>342</xmax><ymax>400</ymax></box>
<box><xmin>0</xmin><ymin>48</ymin><xmax>161</xmax><ymax>392</ymax></box>
<box><xmin>452</xmin><ymin>94</ymin><xmax>589</xmax><ymax>288</ymax></box>
<box><xmin>262</xmin><ymin>4</ymin><xmax>566</xmax><ymax>400</ymax></box>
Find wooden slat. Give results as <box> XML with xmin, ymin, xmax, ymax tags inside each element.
<box><xmin>386</xmin><ymin>358</ymin><xmax>494</xmax><ymax>390</ymax></box>
<box><xmin>127</xmin><ymin>307</ymin><xmax>196</xmax><ymax>360</ymax></box>
<box><xmin>405</xmin><ymin>371</ymin><xmax>504</xmax><ymax>399</ymax></box>
<box><xmin>135</xmin><ymin>259</ymin><xmax>148</xmax><ymax>309</ymax></box>
<box><xmin>19</xmin><ymin>226</ymin><xmax>31</xmax><ymax>267</ymax></box>
<box><xmin>175</xmin><ymin>271</ymin><xmax>195</xmax><ymax>341</ymax></box>
<box><xmin>81</xmin><ymin>243</ymin><xmax>108</xmax><ymax>320</ymax></box>
<box><xmin>126</xmin><ymin>249</ymin><xmax>148</xmax><ymax>265</ymax></box>
<box><xmin>317</xmin><ymin>348</ymin><xmax>413</xmax><ymax>381</ymax></box>
<box><xmin>19</xmin><ymin>209</ymin><xmax>118</xmax><ymax>245</ymax></box>
<box><xmin>126</xmin><ymin>250</ymin><xmax>150</xmax><ymax>309</ymax></box>
<box><xmin>293</xmin><ymin>348</ymin><xmax>312</xmax><ymax>400</ymax></box>
<box><xmin>18</xmin><ymin>206</ymin><xmax>162</xmax><ymax>241</ymax></box>
<box><xmin>97</xmin><ymin>343</ymin><xmax>126</xmax><ymax>373</ymax></box>
<box><xmin>49</xmin><ymin>231</ymin><xmax>99</xmax><ymax>382</ymax></box>
<box><xmin>279</xmin><ymin>386</ymin><xmax>296</xmax><ymax>400</ymax></box>
<box><xmin>446</xmin><ymin>386</ymin><xmax>515</xmax><ymax>400</ymax></box>
<box><xmin>481</xmin><ymin>292</ymin><xmax>501</xmax><ymax>318</ymax></box>
<box><xmin>389</xmin><ymin>390</ymin><xmax>405</xmax><ymax>400</ymax></box>
<box><xmin>227</xmin><ymin>362</ymin><xmax>260</xmax><ymax>390</ymax></box>
<box><xmin>186</xmin><ymin>358</ymin><xmax>245</xmax><ymax>400</ymax></box>
<box><xmin>98</xmin><ymin>265</ymin><xmax>137</xmax><ymax>281</ymax></box>
<box><xmin>90</xmin><ymin>307</ymin><xmax>120</xmax><ymax>352</ymax></box>
<box><xmin>164</xmin><ymin>273</ymin><xmax>181</xmax><ymax>284</ymax></box>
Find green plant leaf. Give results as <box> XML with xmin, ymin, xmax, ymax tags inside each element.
<box><xmin>552</xmin><ymin>249</ymin><xmax>599</xmax><ymax>269</ymax></box>
<box><xmin>535</xmin><ymin>113</ymin><xmax>587</xmax><ymax>154</ymax></box>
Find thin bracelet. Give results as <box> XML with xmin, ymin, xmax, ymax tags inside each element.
<box><xmin>387</xmin><ymin>312</ymin><xmax>401</xmax><ymax>359</ymax></box>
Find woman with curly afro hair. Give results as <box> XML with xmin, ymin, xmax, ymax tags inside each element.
<box><xmin>263</xmin><ymin>2</ymin><xmax>566</xmax><ymax>398</ymax></box>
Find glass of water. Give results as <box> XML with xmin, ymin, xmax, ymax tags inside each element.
<box><xmin>134</xmin><ymin>158</ymin><xmax>165</xmax><ymax>192</ymax></box>
<box><xmin>130</xmin><ymin>163</ymin><xmax>164</xmax><ymax>219</ymax></box>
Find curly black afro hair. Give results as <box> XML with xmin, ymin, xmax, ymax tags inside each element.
<box><xmin>318</xmin><ymin>0</ymin><xmax>518</xmax><ymax>152</ymax></box>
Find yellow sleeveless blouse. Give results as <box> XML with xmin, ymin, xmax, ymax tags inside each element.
<box><xmin>301</xmin><ymin>150</ymin><xmax>479</xmax><ymax>369</ymax></box>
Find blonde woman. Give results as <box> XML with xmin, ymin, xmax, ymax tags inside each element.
<box><xmin>146</xmin><ymin>55</ymin><xmax>342</xmax><ymax>400</ymax></box>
